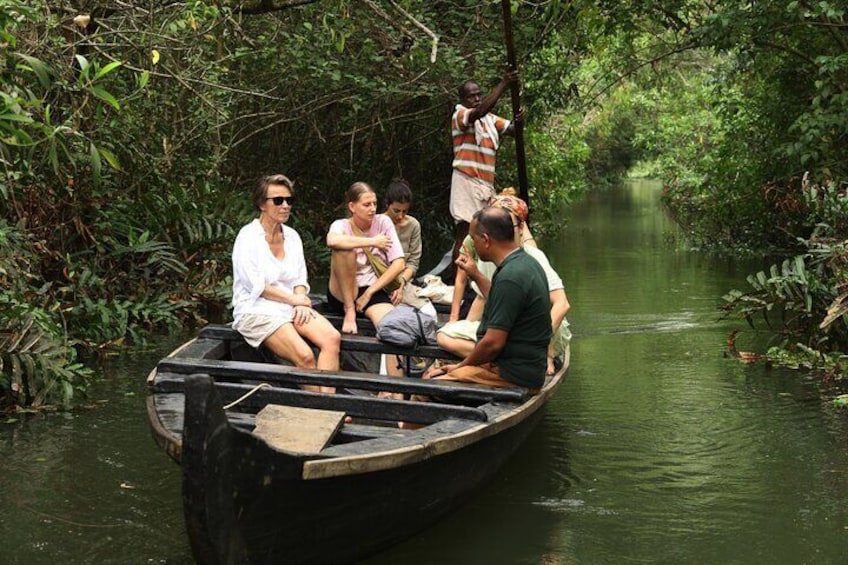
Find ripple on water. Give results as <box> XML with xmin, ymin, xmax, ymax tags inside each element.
<box><xmin>577</xmin><ymin>311</ymin><xmax>704</xmax><ymax>337</ymax></box>
<box><xmin>548</xmin><ymin>327</ymin><xmax>848</xmax><ymax>562</ymax></box>
<box><xmin>533</xmin><ymin>496</ymin><xmax>618</xmax><ymax>517</ymax></box>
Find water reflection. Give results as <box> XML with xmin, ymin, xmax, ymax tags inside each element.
<box><xmin>545</xmin><ymin>180</ymin><xmax>848</xmax><ymax>564</ymax></box>
<box><xmin>369</xmin><ymin>416</ymin><xmax>574</xmax><ymax>565</ymax></box>
<box><xmin>372</xmin><ymin>179</ymin><xmax>848</xmax><ymax>563</ymax></box>
<box><xmin>0</xmin><ymin>338</ymin><xmax>192</xmax><ymax>564</ymax></box>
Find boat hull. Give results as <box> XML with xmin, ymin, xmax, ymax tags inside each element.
<box><xmin>149</xmin><ymin>322</ymin><xmax>568</xmax><ymax>564</ymax></box>
<box><xmin>182</xmin><ymin>375</ymin><xmax>550</xmax><ymax>564</ymax></box>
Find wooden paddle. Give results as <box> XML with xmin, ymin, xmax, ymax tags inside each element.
<box><xmin>501</xmin><ymin>0</ymin><xmax>530</xmax><ymax>215</ymax></box>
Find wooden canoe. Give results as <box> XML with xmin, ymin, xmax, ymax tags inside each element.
<box><xmin>146</xmin><ymin>313</ymin><xmax>568</xmax><ymax>564</ymax></box>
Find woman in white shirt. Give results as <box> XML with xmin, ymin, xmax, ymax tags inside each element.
<box><xmin>232</xmin><ymin>174</ymin><xmax>340</xmax><ymax>392</ymax></box>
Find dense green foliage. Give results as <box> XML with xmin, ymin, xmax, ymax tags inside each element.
<box><xmin>554</xmin><ymin>1</ymin><xmax>848</xmax><ymax>375</ymax></box>
<box><xmin>0</xmin><ymin>0</ymin><xmax>593</xmax><ymax>408</ymax></box>
<box><xmin>550</xmin><ymin>1</ymin><xmax>848</xmax><ymax>248</ymax></box>
<box><xmin>3</xmin><ymin>0</ymin><xmax>846</xmax><ymax>405</ymax></box>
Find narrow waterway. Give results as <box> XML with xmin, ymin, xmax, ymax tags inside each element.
<box><xmin>2</xmin><ymin>179</ymin><xmax>847</xmax><ymax>564</ymax></box>
<box><xmin>373</xmin><ymin>179</ymin><xmax>848</xmax><ymax>564</ymax></box>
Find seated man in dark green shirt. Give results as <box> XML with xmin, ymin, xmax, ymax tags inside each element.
<box><xmin>429</xmin><ymin>206</ymin><xmax>551</xmax><ymax>390</ymax></box>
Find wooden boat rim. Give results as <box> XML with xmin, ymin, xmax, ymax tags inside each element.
<box><xmin>148</xmin><ymin>336</ymin><xmax>567</xmax><ymax>479</ymax></box>
<box><xmin>147</xmin><ymin>337</ymin><xmax>210</xmax><ymax>459</ymax></box>
<box><xmin>301</xmin><ymin>367</ymin><xmax>563</xmax><ymax>479</ymax></box>
<box><xmin>146</xmin><ymin>337</ymin><xmax>199</xmax><ymax>385</ymax></box>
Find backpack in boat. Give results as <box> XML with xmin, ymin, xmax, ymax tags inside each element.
<box><xmin>375</xmin><ymin>304</ymin><xmax>437</xmax><ymax>348</ymax></box>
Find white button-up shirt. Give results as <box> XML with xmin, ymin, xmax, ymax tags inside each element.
<box><xmin>231</xmin><ymin>219</ymin><xmax>309</xmax><ymax>321</ymax></box>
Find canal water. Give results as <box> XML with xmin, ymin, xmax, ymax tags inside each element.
<box><xmin>3</xmin><ymin>179</ymin><xmax>848</xmax><ymax>564</ymax></box>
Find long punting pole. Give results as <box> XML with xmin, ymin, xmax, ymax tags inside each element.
<box><xmin>501</xmin><ymin>0</ymin><xmax>530</xmax><ymax>213</ymax></box>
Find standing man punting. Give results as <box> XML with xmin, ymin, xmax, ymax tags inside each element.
<box><xmin>448</xmin><ymin>69</ymin><xmax>524</xmax><ymax>275</ymax></box>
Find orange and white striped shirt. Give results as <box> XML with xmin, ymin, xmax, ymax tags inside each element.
<box><xmin>451</xmin><ymin>104</ymin><xmax>510</xmax><ymax>185</ymax></box>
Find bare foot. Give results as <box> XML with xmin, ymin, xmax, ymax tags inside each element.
<box><xmin>546</xmin><ymin>357</ymin><xmax>555</xmax><ymax>376</ymax></box>
<box><xmin>377</xmin><ymin>391</ymin><xmax>403</xmax><ymax>401</ymax></box>
<box><xmin>342</xmin><ymin>311</ymin><xmax>358</xmax><ymax>334</ymax></box>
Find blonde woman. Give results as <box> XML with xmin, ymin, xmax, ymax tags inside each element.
<box><xmin>326</xmin><ymin>182</ymin><xmax>406</xmax><ymax>337</ymax></box>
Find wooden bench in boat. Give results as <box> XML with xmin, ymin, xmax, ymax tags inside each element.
<box><xmin>226</xmin><ymin>410</ymin><xmax>415</xmax><ymax>442</ymax></box>
<box><xmin>156</xmin><ymin>357</ymin><xmax>528</xmax><ymax>404</ymax></box>
<box><xmin>154</xmin><ymin>371</ymin><xmax>490</xmax><ymax>425</ymax></box>
<box><xmin>197</xmin><ymin>324</ymin><xmax>460</xmax><ymax>361</ymax></box>
<box><xmin>151</xmin><ymin>323</ymin><xmax>528</xmax><ymax>431</ymax></box>
<box><xmin>196</xmin><ymin>407</ymin><xmax>421</xmax><ymax>444</ymax></box>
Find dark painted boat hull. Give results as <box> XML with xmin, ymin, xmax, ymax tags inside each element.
<box><xmin>182</xmin><ymin>375</ymin><xmax>551</xmax><ymax>564</ymax></box>
<box><xmin>149</xmin><ymin>320</ymin><xmax>567</xmax><ymax>564</ymax></box>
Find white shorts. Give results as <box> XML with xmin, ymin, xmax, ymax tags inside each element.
<box><xmin>438</xmin><ymin>318</ymin><xmax>573</xmax><ymax>357</ymax></box>
<box><xmin>449</xmin><ymin>170</ymin><xmax>495</xmax><ymax>223</ymax></box>
<box><xmin>437</xmin><ymin>319</ymin><xmax>480</xmax><ymax>341</ymax></box>
<box><xmin>232</xmin><ymin>313</ymin><xmax>292</xmax><ymax>348</ymax></box>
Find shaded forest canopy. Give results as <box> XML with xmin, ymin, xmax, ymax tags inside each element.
<box><xmin>2</xmin><ymin>0</ymin><xmax>847</xmax><ymax>407</ymax></box>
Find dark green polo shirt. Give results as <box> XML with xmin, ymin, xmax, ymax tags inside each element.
<box><xmin>477</xmin><ymin>248</ymin><xmax>552</xmax><ymax>388</ymax></box>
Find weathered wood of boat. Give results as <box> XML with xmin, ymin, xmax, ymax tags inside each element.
<box><xmin>146</xmin><ymin>310</ymin><xmax>568</xmax><ymax>564</ymax></box>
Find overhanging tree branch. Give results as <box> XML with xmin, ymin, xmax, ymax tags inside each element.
<box><xmin>235</xmin><ymin>0</ymin><xmax>321</xmax><ymax>15</ymax></box>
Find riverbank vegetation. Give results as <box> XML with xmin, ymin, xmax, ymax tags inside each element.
<box><xmin>2</xmin><ymin>1</ymin><xmax>846</xmax><ymax>409</ymax></box>
<box><xmin>566</xmin><ymin>2</ymin><xmax>848</xmax><ymax>377</ymax></box>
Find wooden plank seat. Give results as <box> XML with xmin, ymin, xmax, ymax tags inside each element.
<box><xmin>156</xmin><ymin>357</ymin><xmax>527</xmax><ymax>404</ymax></box>
<box><xmin>153</xmin><ymin>372</ymin><xmax>488</xmax><ymax>425</ymax></box>
<box><xmin>252</xmin><ymin>405</ymin><xmax>346</xmax><ymax>454</ymax></box>
<box><xmin>197</xmin><ymin>324</ymin><xmax>461</xmax><ymax>361</ymax></box>
<box><xmin>339</xmin><ymin>334</ymin><xmax>459</xmax><ymax>360</ymax></box>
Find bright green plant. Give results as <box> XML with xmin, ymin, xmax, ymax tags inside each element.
<box><xmin>722</xmin><ymin>256</ymin><xmax>815</xmax><ymax>337</ymax></box>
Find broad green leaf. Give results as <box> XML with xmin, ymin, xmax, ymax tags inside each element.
<box><xmin>48</xmin><ymin>139</ymin><xmax>59</xmax><ymax>175</ymax></box>
<box><xmin>99</xmin><ymin>148</ymin><xmax>121</xmax><ymax>170</ymax></box>
<box><xmin>137</xmin><ymin>70</ymin><xmax>150</xmax><ymax>89</ymax></box>
<box><xmin>90</xmin><ymin>86</ymin><xmax>121</xmax><ymax>110</ymax></box>
<box><xmin>793</xmin><ymin>256</ymin><xmax>806</xmax><ymax>282</ymax></box>
<box><xmin>75</xmin><ymin>54</ymin><xmax>91</xmax><ymax>81</ymax></box>
<box><xmin>94</xmin><ymin>60</ymin><xmax>122</xmax><ymax>81</ymax></box>
<box><xmin>14</xmin><ymin>129</ymin><xmax>34</xmax><ymax>144</ymax></box>
<box><xmin>14</xmin><ymin>53</ymin><xmax>53</xmax><ymax>89</ymax></box>
<box><xmin>0</xmin><ymin>112</ymin><xmax>33</xmax><ymax>124</ymax></box>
